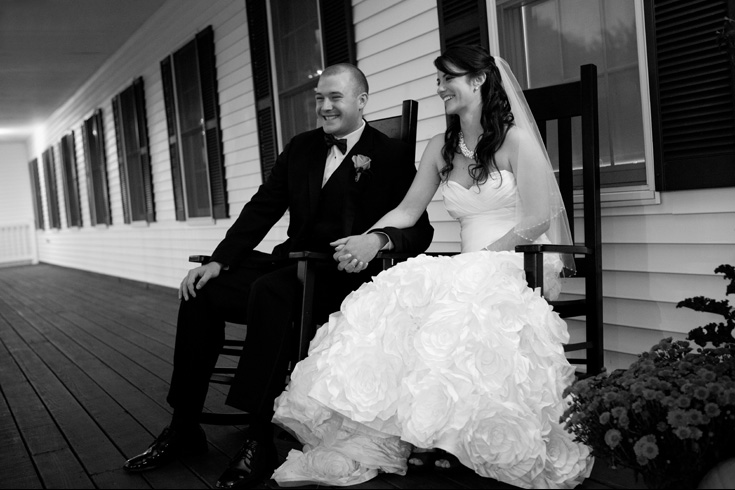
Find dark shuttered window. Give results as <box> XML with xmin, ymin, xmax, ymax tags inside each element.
<box><xmin>160</xmin><ymin>25</ymin><xmax>227</xmax><ymax>220</ymax></box>
<box><xmin>82</xmin><ymin>109</ymin><xmax>112</xmax><ymax>226</ymax></box>
<box><xmin>29</xmin><ymin>158</ymin><xmax>44</xmax><ymax>230</ymax></box>
<box><xmin>42</xmin><ymin>147</ymin><xmax>61</xmax><ymax>229</ymax></box>
<box><xmin>646</xmin><ymin>0</ymin><xmax>735</xmax><ymax>191</ymax></box>
<box><xmin>113</xmin><ymin>77</ymin><xmax>155</xmax><ymax>223</ymax></box>
<box><xmin>246</xmin><ymin>0</ymin><xmax>280</xmax><ymax>182</ymax></box>
<box><xmin>437</xmin><ymin>0</ymin><xmax>489</xmax><ymax>52</ymax></box>
<box><xmin>59</xmin><ymin>132</ymin><xmax>83</xmax><ymax>227</ymax></box>
<box><xmin>246</xmin><ymin>0</ymin><xmax>355</xmax><ymax>182</ymax></box>
<box><xmin>320</xmin><ymin>0</ymin><xmax>356</xmax><ymax>68</ymax></box>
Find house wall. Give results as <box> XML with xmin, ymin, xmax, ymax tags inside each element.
<box><xmin>0</xmin><ymin>140</ymin><xmax>37</xmax><ymax>266</ymax></box>
<box><xmin>573</xmin><ymin>187</ymin><xmax>735</xmax><ymax>371</ymax></box>
<box><xmin>22</xmin><ymin>0</ymin><xmax>735</xmax><ymax>372</ymax></box>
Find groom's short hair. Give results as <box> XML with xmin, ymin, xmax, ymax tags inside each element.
<box><xmin>321</xmin><ymin>63</ymin><xmax>369</xmax><ymax>96</ymax></box>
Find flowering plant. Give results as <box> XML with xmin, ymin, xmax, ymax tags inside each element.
<box><xmin>352</xmin><ymin>155</ymin><xmax>371</xmax><ymax>182</ymax></box>
<box><xmin>562</xmin><ymin>265</ymin><xmax>735</xmax><ymax>488</ymax></box>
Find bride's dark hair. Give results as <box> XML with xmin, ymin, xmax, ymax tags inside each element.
<box><xmin>434</xmin><ymin>45</ymin><xmax>514</xmax><ymax>185</ymax></box>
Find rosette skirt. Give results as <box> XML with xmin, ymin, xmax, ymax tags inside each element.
<box><xmin>272</xmin><ymin>251</ymin><xmax>594</xmax><ymax>488</ymax></box>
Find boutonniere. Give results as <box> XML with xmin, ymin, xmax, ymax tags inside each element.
<box><xmin>352</xmin><ymin>155</ymin><xmax>371</xmax><ymax>182</ymax></box>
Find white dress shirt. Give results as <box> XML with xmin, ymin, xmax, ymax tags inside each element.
<box><xmin>322</xmin><ymin>120</ymin><xmax>393</xmax><ymax>251</ymax></box>
<box><xmin>322</xmin><ymin>121</ymin><xmax>366</xmax><ymax>187</ymax></box>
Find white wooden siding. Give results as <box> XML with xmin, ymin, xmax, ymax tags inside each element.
<box><xmin>19</xmin><ymin>0</ymin><xmax>735</xmax><ymax>374</ymax></box>
<box><xmin>0</xmin><ymin>142</ymin><xmax>36</xmax><ymax>228</ymax></box>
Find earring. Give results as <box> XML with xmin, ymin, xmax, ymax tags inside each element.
<box><xmin>473</xmin><ymin>86</ymin><xmax>478</xmax><ymax>93</ymax></box>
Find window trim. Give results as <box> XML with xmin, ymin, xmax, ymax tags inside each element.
<box><xmin>488</xmin><ymin>0</ymin><xmax>660</xmax><ymax>207</ymax></box>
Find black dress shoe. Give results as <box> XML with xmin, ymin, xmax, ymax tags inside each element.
<box><xmin>123</xmin><ymin>425</ymin><xmax>208</xmax><ymax>472</ymax></box>
<box><xmin>216</xmin><ymin>438</ymin><xmax>278</xmax><ymax>489</ymax></box>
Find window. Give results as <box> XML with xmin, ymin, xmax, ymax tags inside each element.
<box><xmin>82</xmin><ymin>109</ymin><xmax>111</xmax><ymax>226</ymax></box>
<box><xmin>246</xmin><ymin>0</ymin><xmax>355</xmax><ymax>181</ymax></box>
<box><xmin>437</xmin><ymin>0</ymin><xmax>489</xmax><ymax>50</ymax></box>
<box><xmin>42</xmin><ymin>147</ymin><xmax>61</xmax><ymax>229</ymax></box>
<box><xmin>28</xmin><ymin>158</ymin><xmax>44</xmax><ymax>230</ymax></box>
<box><xmin>59</xmin><ymin>132</ymin><xmax>83</xmax><ymax>227</ymax></box>
<box><xmin>160</xmin><ymin>26</ymin><xmax>227</xmax><ymax>221</ymax></box>
<box><xmin>270</xmin><ymin>0</ymin><xmax>324</xmax><ymax>145</ymax></box>
<box><xmin>437</xmin><ymin>0</ymin><xmax>660</xmax><ymax>202</ymax></box>
<box><xmin>440</xmin><ymin>0</ymin><xmax>735</xmax><ymax>196</ymax></box>
<box><xmin>498</xmin><ymin>0</ymin><xmax>648</xmax><ymax>191</ymax></box>
<box><xmin>112</xmin><ymin>77</ymin><xmax>155</xmax><ymax>223</ymax></box>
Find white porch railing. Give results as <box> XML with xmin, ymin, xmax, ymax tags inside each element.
<box><xmin>0</xmin><ymin>221</ymin><xmax>38</xmax><ymax>267</ymax></box>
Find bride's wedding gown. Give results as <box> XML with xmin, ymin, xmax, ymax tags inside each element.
<box><xmin>271</xmin><ymin>171</ymin><xmax>594</xmax><ymax>489</ymax></box>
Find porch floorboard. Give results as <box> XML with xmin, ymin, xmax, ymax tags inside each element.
<box><xmin>0</xmin><ymin>263</ymin><xmax>644</xmax><ymax>489</ymax></box>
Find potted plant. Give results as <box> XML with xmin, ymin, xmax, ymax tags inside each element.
<box><xmin>561</xmin><ymin>265</ymin><xmax>735</xmax><ymax>489</ymax></box>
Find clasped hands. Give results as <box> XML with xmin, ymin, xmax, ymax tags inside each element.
<box><xmin>330</xmin><ymin>233</ymin><xmax>384</xmax><ymax>273</ymax></box>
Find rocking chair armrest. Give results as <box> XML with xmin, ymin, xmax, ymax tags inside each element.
<box><xmin>515</xmin><ymin>244</ymin><xmax>593</xmax><ymax>255</ymax></box>
<box><xmin>288</xmin><ymin>251</ymin><xmax>332</xmax><ymax>261</ymax></box>
<box><xmin>289</xmin><ymin>250</ymin><xmax>419</xmax><ymax>271</ymax></box>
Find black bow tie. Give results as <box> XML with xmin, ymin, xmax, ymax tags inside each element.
<box><xmin>324</xmin><ymin>133</ymin><xmax>347</xmax><ymax>154</ymax></box>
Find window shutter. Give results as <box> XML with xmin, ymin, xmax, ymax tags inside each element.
<box><xmin>29</xmin><ymin>158</ymin><xmax>44</xmax><ymax>230</ymax></box>
<box><xmin>437</xmin><ymin>0</ymin><xmax>489</xmax><ymax>51</ymax></box>
<box><xmin>82</xmin><ymin>109</ymin><xmax>111</xmax><ymax>226</ymax></box>
<box><xmin>81</xmin><ymin>117</ymin><xmax>95</xmax><ymax>224</ymax></box>
<box><xmin>196</xmin><ymin>26</ymin><xmax>228</xmax><ymax>219</ymax></box>
<box><xmin>42</xmin><ymin>147</ymin><xmax>61</xmax><ymax>229</ymax></box>
<box><xmin>246</xmin><ymin>0</ymin><xmax>279</xmax><ymax>182</ymax></box>
<box><xmin>647</xmin><ymin>0</ymin><xmax>735</xmax><ymax>190</ymax></box>
<box><xmin>133</xmin><ymin>77</ymin><xmax>155</xmax><ymax>223</ymax></box>
<box><xmin>161</xmin><ymin>56</ymin><xmax>186</xmax><ymax>221</ymax></box>
<box><xmin>112</xmin><ymin>93</ymin><xmax>132</xmax><ymax>224</ymax></box>
<box><xmin>320</xmin><ymin>0</ymin><xmax>356</xmax><ymax>65</ymax></box>
<box><xmin>60</xmin><ymin>132</ymin><xmax>83</xmax><ymax>227</ymax></box>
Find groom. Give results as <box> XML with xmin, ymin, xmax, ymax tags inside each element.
<box><xmin>122</xmin><ymin>63</ymin><xmax>433</xmax><ymax>488</ymax></box>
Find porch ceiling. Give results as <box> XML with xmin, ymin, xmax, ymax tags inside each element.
<box><xmin>0</xmin><ymin>0</ymin><xmax>167</xmax><ymax>142</ymax></box>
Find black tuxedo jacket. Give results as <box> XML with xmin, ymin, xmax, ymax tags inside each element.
<box><xmin>210</xmin><ymin>122</ymin><xmax>434</xmax><ymax>266</ymax></box>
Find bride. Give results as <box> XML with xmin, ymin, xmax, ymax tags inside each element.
<box><xmin>270</xmin><ymin>45</ymin><xmax>594</xmax><ymax>489</ymax></box>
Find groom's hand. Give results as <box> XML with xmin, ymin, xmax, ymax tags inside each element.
<box><xmin>331</xmin><ymin>234</ymin><xmax>386</xmax><ymax>273</ymax></box>
<box><xmin>179</xmin><ymin>261</ymin><xmax>223</xmax><ymax>300</ymax></box>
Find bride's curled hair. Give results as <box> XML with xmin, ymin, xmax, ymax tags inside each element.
<box><xmin>434</xmin><ymin>45</ymin><xmax>514</xmax><ymax>186</ymax></box>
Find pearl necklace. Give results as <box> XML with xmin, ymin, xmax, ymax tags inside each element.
<box><xmin>458</xmin><ymin>132</ymin><xmax>475</xmax><ymax>159</ymax></box>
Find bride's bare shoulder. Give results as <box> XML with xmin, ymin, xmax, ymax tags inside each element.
<box><xmin>428</xmin><ymin>133</ymin><xmax>445</xmax><ymax>148</ymax></box>
<box><xmin>503</xmin><ymin>125</ymin><xmax>527</xmax><ymax>145</ymax></box>
<box><xmin>420</xmin><ymin>133</ymin><xmax>446</xmax><ymax>170</ymax></box>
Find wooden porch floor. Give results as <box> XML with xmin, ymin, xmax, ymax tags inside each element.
<box><xmin>0</xmin><ymin>263</ymin><xmax>646</xmax><ymax>489</ymax></box>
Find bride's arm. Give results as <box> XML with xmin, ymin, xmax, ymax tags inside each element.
<box><xmin>332</xmin><ymin>135</ymin><xmax>444</xmax><ymax>269</ymax></box>
<box><xmin>370</xmin><ymin>135</ymin><xmax>444</xmax><ymax>231</ymax></box>
<box><xmin>484</xmin><ymin>127</ymin><xmax>552</xmax><ymax>252</ymax></box>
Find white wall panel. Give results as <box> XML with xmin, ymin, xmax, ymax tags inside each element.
<box><xmin>0</xmin><ymin>143</ymin><xmax>35</xmax><ymax>225</ymax></box>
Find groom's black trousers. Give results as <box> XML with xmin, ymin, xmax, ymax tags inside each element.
<box><xmin>166</xmin><ymin>251</ymin><xmax>368</xmax><ymax>424</ymax></box>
